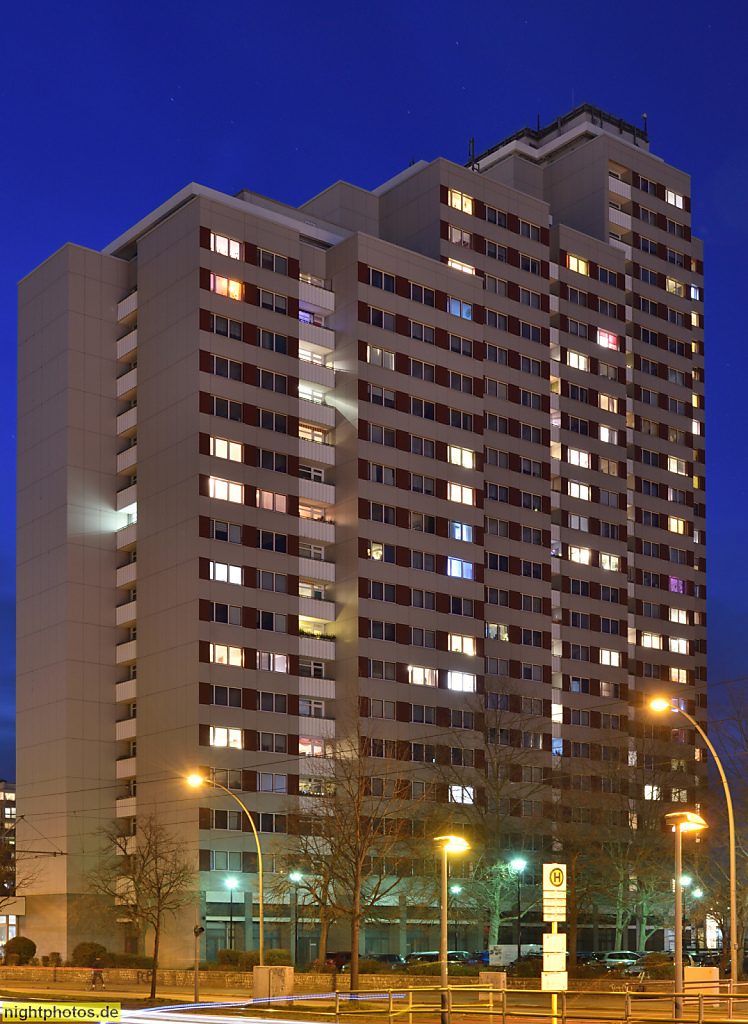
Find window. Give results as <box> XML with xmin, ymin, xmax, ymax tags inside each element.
<box><xmin>599</xmin><ymin>425</ymin><xmax>617</xmax><ymax>445</ymax></box>
<box><xmin>367</xmin><ymin>423</ymin><xmax>395</xmax><ymax>447</ymax></box>
<box><xmin>449</xmin><ymin>334</ymin><xmax>473</xmax><ymax>356</ymax></box>
<box><xmin>258</xmin><ymin>249</ymin><xmax>288</xmax><ymax>275</ymax></box>
<box><xmin>568</xmin><ymin>481</ymin><xmax>590</xmax><ymax>501</ymax></box>
<box><xmin>409</xmin><ymin>473</ymin><xmax>435</xmax><ymax>495</ymax></box>
<box><xmin>570</xmin><ymin>677</ymin><xmax>589</xmax><ymax>693</ymax></box>
<box><xmin>209</xmin><ymin>477</ymin><xmax>243</xmax><ymax>504</ymax></box>
<box><xmin>598</xmin><ymin>300</ymin><xmax>617</xmax><ymax>318</ymax></box>
<box><xmin>568</xmin><ymin>319</ymin><xmax>587</xmax><ymax>339</ymax></box>
<box><xmin>569</xmin><ymin>546</ymin><xmax>591</xmax><ymax>565</ymax></box>
<box><xmin>449</xmin><ymin>633</ymin><xmax>476</xmax><ymax>655</ymax></box>
<box><xmin>521</xmin><ymin>560</ymin><xmax>542</xmax><ymax>579</ymax></box>
<box><xmin>485</xmin><ymin>552</ymin><xmax>508</xmax><ymax>572</ymax></box>
<box><xmin>368</xmin><ymin>384</ymin><xmax>395</xmax><ymax>408</ymax></box>
<box><xmin>448</xmin><ymin>483</ymin><xmax>474</xmax><ymax>505</ymax></box>
<box><xmin>410</xmin><ymin>435</ymin><xmax>435</xmax><ymax>457</ymax></box>
<box><xmin>259</xmin><ymin>691</ymin><xmax>288</xmax><ymax>713</ymax></box>
<box><xmin>485</xmin><ymin>239</ymin><xmax>507</xmax><ymax>261</ymax></box>
<box><xmin>449</xmin><ymin>225</ymin><xmax>473</xmax><ymax>248</ymax></box>
<box><xmin>368</xmin><ymin>620</ymin><xmax>396</xmax><ymax>642</ymax></box>
<box><xmin>256</xmin><ymin>652</ymin><xmax>288</xmax><ymax>672</ymax></box>
<box><xmin>256</xmin><ymin>489</ymin><xmax>287</xmax><ymax>513</ymax></box>
<box><xmin>208</xmin><ymin>396</ymin><xmax>242</xmax><ymax>421</ymax></box>
<box><xmin>367</xmin><ymin>307</ymin><xmax>395</xmax><ymax>331</ymax></box>
<box><xmin>409</xmin><ymin>321</ymin><xmax>435</xmax><ymax>345</ymax></box>
<box><xmin>259</xmin><ymin>289</ymin><xmax>287</xmax><ymax>314</ymax></box>
<box><xmin>451</xmin><ymin>596</ymin><xmax>475</xmax><ymax>616</ymax></box>
<box><xmin>409</xmin><ymin>666</ymin><xmax>437</xmax><ymax>687</ymax></box>
<box><xmin>600</xmin><ymin>553</ymin><xmax>620</xmax><ymax>572</ymax></box>
<box><xmin>409</xmin><ymin>512</ymin><xmax>435</xmax><ymax>533</ymax></box>
<box><xmin>367</xmin><ymin>502</ymin><xmax>395</xmax><ymax>524</ymax></box>
<box><xmin>568</xmin><ymin>286</ymin><xmax>587</xmax><ymax>306</ymax></box>
<box><xmin>520</xmin><ymin>423</ymin><xmax>541</xmax><ymax>443</ymax></box>
<box><xmin>450</xmin><ymin>521</ymin><xmax>473</xmax><ymax>542</ymax></box>
<box><xmin>258</xmin><ymin>409</ymin><xmax>287</xmax><ymax>433</ymax></box>
<box><xmin>448</xmin><ymin>446</ymin><xmax>475</xmax><ymax>469</ymax></box>
<box><xmin>448</xmin><ymin>297</ymin><xmax>473</xmax><ymax>320</ymax></box>
<box><xmin>367</xmin><ymin>268</ymin><xmax>394</xmax><ymax>292</ymax></box>
<box><xmin>258</xmin><ymin>570</ymin><xmax>287</xmax><ymax>593</ymax></box>
<box><xmin>209</xmin><ymin>645</ymin><xmax>243</xmax><ymax>668</ymax></box>
<box><xmin>450</xmin><ymin>371</ymin><xmax>473</xmax><ymax>393</ymax></box>
<box><xmin>571</xmin><ymin>709</ymin><xmax>590</xmax><ymax>727</ymax></box>
<box><xmin>410</xmin><ymin>588</ymin><xmax>435</xmax><ymax>609</ymax></box>
<box><xmin>409</xmin><ymin>397</ymin><xmax>435</xmax><ymax>419</ymax></box>
<box><xmin>522</xmin><ymin>628</ymin><xmax>542</xmax><ymax>648</ymax></box>
<box><xmin>639</xmin><ymin>208</ymin><xmax>657</xmax><ymax>226</ymax></box>
<box><xmin>447</xmin><ymin>672</ymin><xmax>476</xmax><ymax>692</ymax></box>
<box><xmin>410</xmin><ymin>627</ymin><xmax>436</xmax><ymax>647</ymax></box>
<box><xmin>256</xmin><ymin>530</ymin><xmax>286</xmax><ymax>552</ymax></box>
<box><xmin>258</xmin><ymin>447</ymin><xmax>287</xmax><ymax>471</ymax></box>
<box><xmin>600</xmin><ymin>649</ymin><xmax>621</xmax><ymax>667</ymax></box>
<box><xmin>410</xmin><ymin>550</ymin><xmax>435</xmax><ymax>571</ymax></box>
<box><xmin>568</xmin><ymin>448</ymin><xmax>589</xmax><ymax>468</ymax></box>
<box><xmin>520</xmin><ymin>389</ymin><xmax>541</xmax><ymax>410</ymax></box>
<box><xmin>485</xmin><ymin>205</ymin><xmax>506</xmax><ymax>227</ymax></box>
<box><xmin>447</xmin><ymin>558</ymin><xmax>473</xmax><ymax>579</ymax></box>
<box><xmin>519</xmin><ymin>287</ymin><xmax>541</xmax><ymax>309</ymax></box>
<box><xmin>519</xmin><ymin>253</ymin><xmax>540</xmax><ymax>275</ymax></box>
<box><xmin>567</xmin><ymin>351</ymin><xmax>588</xmax><ymax>372</ymax></box>
<box><xmin>569</xmin><ymin>579</ymin><xmax>589</xmax><ymax>596</ymax></box>
<box><xmin>259</xmin><ymin>330</ymin><xmax>288</xmax><ymax>353</ymax></box>
<box><xmin>666</xmin><ymin>189</ymin><xmax>684</xmax><ymax>209</ymax></box>
<box><xmin>521</xmin><ymin>459</ymin><xmax>542</xmax><ymax>478</ymax></box>
<box><xmin>367</xmin><ymin>345</ymin><xmax>395</xmax><ymax>369</ymax></box>
<box><xmin>598</xmin><ymin>330</ymin><xmax>618</xmax><ymax>350</ymax></box>
<box><xmin>641</xmin><ymin>327</ymin><xmax>658</xmax><ymax>347</ymax></box>
<box><xmin>448</xmin><ymin>189</ymin><xmax>473</xmax><ymax>214</ymax></box>
<box><xmin>210</xmin><ymin>602</ymin><xmax>241</xmax><ymax>625</ymax></box>
<box><xmin>256</xmin><ymin>611</ymin><xmax>286</xmax><ymax>632</ymax></box>
<box><xmin>210</xmin><ymin>274</ymin><xmax>242</xmax><ymax>301</ymax></box>
<box><xmin>409</xmin><ymin>358</ymin><xmax>435</xmax><ymax>382</ymax></box>
<box><xmin>639</xmin><ymin>237</ymin><xmax>657</xmax><ymax>254</ymax></box>
<box><xmin>667</xmin><ymin>248</ymin><xmax>685</xmax><ymax>268</ymax></box>
<box><xmin>409</xmin><ymin>282</ymin><xmax>435</xmax><ymax>306</ymax></box>
<box><xmin>367</xmin><ymin>463</ymin><xmax>395</xmax><ymax>487</ymax></box>
<box><xmin>367</xmin><ymin>659</ymin><xmax>396</xmax><ymax>680</ymax></box>
<box><xmin>370</xmin><ymin>699</ymin><xmax>396</xmax><ymax>720</ymax></box>
<box><xmin>484</xmin><ymin>274</ymin><xmax>506</xmax><ymax>296</ymax></box>
<box><xmin>299</xmin><ymin>737</ymin><xmax>326</xmax><ymax>758</ymax></box>
<box><xmin>668</xmin><ymin>456</ymin><xmax>687</xmax><ymax>476</ymax></box>
<box><xmin>567</xmin><ymin>254</ymin><xmax>588</xmax><ymax>276</ymax></box>
<box><xmin>209</xmin><ymin>684</ymin><xmax>242</xmax><ymax>707</ymax></box>
<box><xmin>208</xmin><ymin>351</ymin><xmax>242</xmax><ymax>376</ymax></box>
<box><xmin>211</xmin><ymin>232</ymin><xmax>241</xmax><ymax>259</ymax></box>
<box><xmin>570</xmin><ymin>611</ymin><xmax>589</xmax><ymax>628</ymax></box>
<box><xmin>259</xmin><ymin>731</ymin><xmax>287</xmax><ymax>754</ymax></box>
<box><xmin>598</xmin><ymin>267</ymin><xmax>617</xmax><ymax>286</ymax></box>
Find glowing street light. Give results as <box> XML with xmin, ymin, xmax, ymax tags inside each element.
<box><xmin>665</xmin><ymin>811</ymin><xmax>707</xmax><ymax>1018</ymax></box>
<box><xmin>651</xmin><ymin>697</ymin><xmax>738</xmax><ymax>986</ymax></box>
<box><xmin>226</xmin><ymin>877</ymin><xmax>238</xmax><ymax>950</ymax></box>
<box><xmin>435</xmin><ymin>835</ymin><xmax>470</xmax><ymax>1024</ymax></box>
<box><xmin>187</xmin><ymin>774</ymin><xmax>265</xmax><ymax>965</ymax></box>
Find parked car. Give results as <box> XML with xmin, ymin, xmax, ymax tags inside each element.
<box><xmin>469</xmin><ymin>950</ymin><xmax>490</xmax><ymax>965</ymax></box>
<box><xmin>370</xmin><ymin>953</ymin><xmax>408</xmax><ymax>969</ymax></box>
<box><xmin>324</xmin><ymin>951</ymin><xmax>352</xmax><ymax>969</ymax></box>
<box><xmin>623</xmin><ymin>952</ymin><xmax>695</xmax><ymax>978</ymax></box>
<box><xmin>692</xmin><ymin>950</ymin><xmax>721</xmax><ymax>967</ymax></box>
<box><xmin>593</xmin><ymin>950</ymin><xmax>643</xmax><ymax>969</ymax></box>
<box><xmin>405</xmin><ymin>950</ymin><xmax>473</xmax><ymax>964</ymax></box>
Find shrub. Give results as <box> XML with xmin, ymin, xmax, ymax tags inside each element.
<box><xmin>5</xmin><ymin>936</ymin><xmax>37</xmax><ymax>965</ymax></box>
<box><xmin>217</xmin><ymin>949</ymin><xmax>242</xmax><ymax>967</ymax></box>
<box><xmin>105</xmin><ymin>953</ymin><xmax>153</xmax><ymax>969</ymax></box>
<box><xmin>70</xmin><ymin>942</ymin><xmax>106</xmax><ymax>968</ymax></box>
<box><xmin>507</xmin><ymin>958</ymin><xmax>543</xmax><ymax>978</ymax></box>
<box><xmin>357</xmin><ymin>958</ymin><xmax>386</xmax><ymax>974</ymax></box>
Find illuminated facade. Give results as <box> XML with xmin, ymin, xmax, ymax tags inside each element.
<box><xmin>17</xmin><ymin>105</ymin><xmax>706</xmax><ymax>960</ymax></box>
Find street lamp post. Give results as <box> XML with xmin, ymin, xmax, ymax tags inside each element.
<box><xmin>289</xmin><ymin>871</ymin><xmax>303</xmax><ymax>966</ymax></box>
<box><xmin>435</xmin><ymin>835</ymin><xmax>470</xmax><ymax>1024</ymax></box>
<box><xmin>665</xmin><ymin>811</ymin><xmax>707</xmax><ymax>1019</ymax></box>
<box><xmin>187</xmin><ymin>774</ymin><xmax>265</xmax><ymax>965</ymax></box>
<box><xmin>510</xmin><ymin>859</ymin><xmax>527</xmax><ymax>965</ymax></box>
<box><xmin>651</xmin><ymin>698</ymin><xmax>738</xmax><ymax>987</ymax></box>
<box><xmin>226</xmin><ymin>877</ymin><xmax>238</xmax><ymax>950</ymax></box>
<box><xmin>680</xmin><ymin>876</ymin><xmax>691</xmax><ymax>953</ymax></box>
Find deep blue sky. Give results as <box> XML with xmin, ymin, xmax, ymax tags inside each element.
<box><xmin>1</xmin><ymin>0</ymin><xmax>746</xmax><ymax>780</ymax></box>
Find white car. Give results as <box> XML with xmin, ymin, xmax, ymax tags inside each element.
<box><xmin>594</xmin><ymin>951</ymin><xmax>643</xmax><ymax>969</ymax></box>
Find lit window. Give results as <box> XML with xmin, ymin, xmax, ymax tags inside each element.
<box><xmin>597</xmin><ymin>329</ymin><xmax>618</xmax><ymax>350</ymax></box>
<box><xmin>448</xmin><ymin>297</ymin><xmax>473</xmax><ymax>320</ymax></box>
<box><xmin>568</xmin><ymin>481</ymin><xmax>590</xmax><ymax>501</ymax></box>
<box><xmin>449</xmin><ymin>634</ymin><xmax>476</xmax><ymax>655</ymax></box>
<box><xmin>448</xmin><ymin>446</ymin><xmax>475</xmax><ymax>468</ymax></box>
<box><xmin>600</xmin><ymin>553</ymin><xmax>619</xmax><ymax>572</ymax></box>
<box><xmin>448</xmin><ymin>483</ymin><xmax>474</xmax><ymax>505</ymax></box>
<box><xmin>567</xmin><ymin>351</ymin><xmax>588</xmax><ymax>372</ymax></box>
<box><xmin>669</xmin><ymin>608</ymin><xmax>687</xmax><ymax>624</ymax></box>
<box><xmin>450</xmin><ymin>522</ymin><xmax>473</xmax><ymax>542</ymax></box>
<box><xmin>644</xmin><ymin>785</ymin><xmax>661</xmax><ymax>800</ymax></box>
<box><xmin>209</xmin><ymin>645</ymin><xmax>244</xmax><ymax>667</ymax></box>
<box><xmin>569</xmin><ymin>546</ymin><xmax>590</xmax><ymax>564</ymax></box>
<box><xmin>210</xmin><ymin>437</ymin><xmax>242</xmax><ymax>462</ymax></box>
<box><xmin>641</xmin><ymin>633</ymin><xmax>662</xmax><ymax>649</ymax></box>
<box><xmin>209</xmin><ymin>477</ymin><xmax>243</xmax><ymax>503</ymax></box>
<box><xmin>665</xmin><ymin>190</ymin><xmax>684</xmax><ymax>209</ymax></box>
<box><xmin>567</xmin><ymin>254</ymin><xmax>589</xmax><ymax>276</ymax></box>
<box><xmin>447</xmin><ymin>558</ymin><xmax>473</xmax><ymax>579</ymax></box>
<box><xmin>256</xmin><ymin>489</ymin><xmax>287</xmax><ymax>512</ymax></box>
<box><xmin>668</xmin><ymin>517</ymin><xmax>685</xmax><ymax>534</ymax></box>
<box><xmin>450</xmin><ymin>785</ymin><xmax>475</xmax><ymax>804</ymax></box>
<box><xmin>447</xmin><ymin>672</ymin><xmax>476</xmax><ymax>692</ymax></box>
<box><xmin>210</xmin><ymin>561</ymin><xmax>242</xmax><ymax>585</ymax></box>
<box><xmin>209</xmin><ymin>726</ymin><xmax>242</xmax><ymax>748</ymax></box>
<box><xmin>210</xmin><ymin>274</ymin><xmax>242</xmax><ymax>301</ymax></box>
<box><xmin>567</xmin><ymin>448</ymin><xmax>589</xmax><ymax>468</ymax></box>
<box><xmin>599</xmin><ymin>394</ymin><xmax>618</xmax><ymax>414</ymax></box>
<box><xmin>448</xmin><ymin>189</ymin><xmax>474</xmax><ymax>215</ymax></box>
<box><xmin>670</xmin><ymin>667</ymin><xmax>687</xmax><ymax>684</ymax></box>
<box><xmin>210</xmin><ymin>233</ymin><xmax>242</xmax><ymax>260</ymax></box>
<box><xmin>669</xmin><ymin>637</ymin><xmax>688</xmax><ymax>655</ymax></box>
<box><xmin>667</xmin><ymin>457</ymin><xmax>687</xmax><ymax>476</ymax></box>
<box><xmin>366</xmin><ymin>345</ymin><xmax>395</xmax><ymax>369</ymax></box>
<box><xmin>666</xmin><ymin>277</ymin><xmax>685</xmax><ymax>297</ymax></box>
<box><xmin>599</xmin><ymin>425</ymin><xmax>617</xmax><ymax>445</ymax></box>
<box><xmin>409</xmin><ymin>666</ymin><xmax>437</xmax><ymax>687</ymax></box>
<box><xmin>448</xmin><ymin>258</ymin><xmax>475</xmax><ymax>275</ymax></box>
<box><xmin>485</xmin><ymin>623</ymin><xmax>509</xmax><ymax>642</ymax></box>
<box><xmin>449</xmin><ymin>226</ymin><xmax>473</xmax><ymax>248</ymax></box>
<box><xmin>600</xmin><ymin>649</ymin><xmax>620</xmax><ymax>667</ymax></box>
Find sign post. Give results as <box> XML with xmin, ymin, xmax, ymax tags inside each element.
<box><xmin>542</xmin><ymin>863</ymin><xmax>568</xmax><ymax>1024</ymax></box>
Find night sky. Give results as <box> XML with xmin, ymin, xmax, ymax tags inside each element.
<box><xmin>1</xmin><ymin>0</ymin><xmax>746</xmax><ymax>781</ymax></box>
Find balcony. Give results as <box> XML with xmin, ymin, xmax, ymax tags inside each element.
<box><xmin>298</xmin><ymin>556</ymin><xmax>335</xmax><ymax>582</ymax></box>
<box><xmin>115</xmin><ymin>796</ymin><xmax>137</xmax><ymax>818</ymax></box>
<box><xmin>549</xmin><ymin>295</ymin><xmax>559</xmax><ymax>312</ymax></box>
<box><xmin>299</xmin><ymin>636</ymin><xmax>336</xmax><ymax>660</ymax></box>
<box><xmin>299</xmin><ymin>596</ymin><xmax>336</xmax><ymax>621</ymax></box>
<box><xmin>116</xmin><ymin>756</ymin><xmax>136</xmax><ymax>779</ymax></box>
<box><xmin>299</xmin><ymin>755</ymin><xmax>335</xmax><ymax>776</ymax></box>
<box><xmin>299</xmin><ymin>676</ymin><xmax>335</xmax><ymax>700</ymax></box>
<box><xmin>299</xmin><ymin>280</ymin><xmax>335</xmax><ymax>315</ymax></box>
<box><xmin>299</xmin><ymin>479</ymin><xmax>335</xmax><ymax>505</ymax></box>
<box><xmin>116</xmin><ymin>483</ymin><xmax>137</xmax><ymax>513</ymax></box>
<box><xmin>117</xmin><ymin>406</ymin><xmax>138</xmax><ymax>435</ymax></box>
<box><xmin>116</xmin><ymin>562</ymin><xmax>137</xmax><ymax>587</ymax></box>
<box><xmin>298</xmin><ymin>362</ymin><xmax>335</xmax><ymax>389</ymax></box>
<box><xmin>115</xmin><ymin>679</ymin><xmax>137</xmax><ymax>703</ymax></box>
<box><xmin>117</xmin><ymin>291</ymin><xmax>138</xmax><ymax>322</ymax></box>
<box><xmin>299</xmin><ymin>518</ymin><xmax>335</xmax><ymax>543</ymax></box>
<box><xmin>294</xmin><ymin>715</ymin><xmax>335</xmax><ymax>739</ymax></box>
<box><xmin>116</xmin><ymin>639</ymin><xmax>137</xmax><ymax>664</ymax></box>
<box><xmin>117</xmin><ymin>523</ymin><xmax>137</xmax><ymax>550</ymax></box>
<box><xmin>117</xmin><ymin>367</ymin><xmax>138</xmax><ymax>398</ymax></box>
<box><xmin>117</xmin><ymin>328</ymin><xmax>138</xmax><ymax>361</ymax></box>
<box><xmin>608</xmin><ymin>176</ymin><xmax>632</xmax><ymax>200</ymax></box>
<box><xmin>116</xmin><ymin>718</ymin><xmax>137</xmax><ymax>741</ymax></box>
<box><xmin>609</xmin><ymin>238</ymin><xmax>632</xmax><ymax>260</ymax></box>
<box><xmin>609</xmin><ymin>208</ymin><xmax>632</xmax><ymax>231</ymax></box>
<box><xmin>298</xmin><ymin>399</ymin><xmax>335</xmax><ymax>428</ymax></box>
<box><xmin>116</xmin><ymin>599</ymin><xmax>137</xmax><ymax>626</ymax></box>
<box><xmin>298</xmin><ymin>438</ymin><xmax>334</xmax><ymax>465</ymax></box>
<box><xmin>117</xmin><ymin>445</ymin><xmax>138</xmax><ymax>474</ymax></box>
<box><xmin>298</xmin><ymin>319</ymin><xmax>335</xmax><ymax>351</ymax></box>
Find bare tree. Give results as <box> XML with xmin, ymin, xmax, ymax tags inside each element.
<box><xmin>87</xmin><ymin>815</ymin><xmax>196</xmax><ymax>998</ymax></box>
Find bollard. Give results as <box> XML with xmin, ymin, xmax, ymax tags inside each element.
<box><xmin>335</xmin><ymin>990</ymin><xmax>340</xmax><ymax>1024</ymax></box>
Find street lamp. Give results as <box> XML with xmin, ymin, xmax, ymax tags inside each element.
<box><xmin>289</xmin><ymin>871</ymin><xmax>303</xmax><ymax>966</ymax></box>
<box><xmin>651</xmin><ymin>697</ymin><xmax>738</xmax><ymax>985</ymax></box>
<box><xmin>435</xmin><ymin>835</ymin><xmax>470</xmax><ymax>1024</ymax></box>
<box><xmin>510</xmin><ymin>859</ymin><xmax>527</xmax><ymax>965</ymax></box>
<box><xmin>680</xmin><ymin>876</ymin><xmax>692</xmax><ymax>954</ymax></box>
<box><xmin>226</xmin><ymin>877</ymin><xmax>238</xmax><ymax>950</ymax></box>
<box><xmin>187</xmin><ymin>774</ymin><xmax>265</xmax><ymax>965</ymax></box>
<box><xmin>665</xmin><ymin>810</ymin><xmax>707</xmax><ymax>1018</ymax></box>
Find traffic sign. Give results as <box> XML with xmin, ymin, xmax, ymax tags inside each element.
<box><xmin>542</xmin><ymin>971</ymin><xmax>568</xmax><ymax>991</ymax></box>
<box><xmin>543</xmin><ymin>862</ymin><xmax>567</xmax><ymax>922</ymax></box>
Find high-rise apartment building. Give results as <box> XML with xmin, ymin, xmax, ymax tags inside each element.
<box><xmin>17</xmin><ymin>105</ymin><xmax>706</xmax><ymax>961</ymax></box>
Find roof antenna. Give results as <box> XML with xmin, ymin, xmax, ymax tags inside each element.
<box><xmin>468</xmin><ymin>137</ymin><xmax>475</xmax><ymax>171</ymax></box>
<box><xmin>642</xmin><ymin>113</ymin><xmax>648</xmax><ymax>136</ymax></box>
<box><xmin>408</xmin><ymin>156</ymin><xmax>415</xmax><ymax>167</ymax></box>
<box><xmin>537</xmin><ymin>114</ymin><xmax>540</xmax><ymax>132</ymax></box>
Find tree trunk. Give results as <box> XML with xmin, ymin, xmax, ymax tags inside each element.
<box><xmin>318</xmin><ymin>907</ymin><xmax>331</xmax><ymax>966</ymax></box>
<box><xmin>349</xmin><ymin>865</ymin><xmax>362</xmax><ymax>992</ymax></box>
<box><xmin>567</xmin><ymin>861</ymin><xmax>578</xmax><ymax>970</ymax></box>
<box><xmin>150</xmin><ymin>917</ymin><xmax>160</xmax><ymax>999</ymax></box>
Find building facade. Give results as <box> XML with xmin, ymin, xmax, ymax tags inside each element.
<box><xmin>17</xmin><ymin>106</ymin><xmax>706</xmax><ymax>961</ymax></box>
